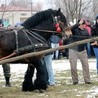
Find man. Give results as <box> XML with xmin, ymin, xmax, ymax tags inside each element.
<box><xmin>2</xmin><ymin>64</ymin><xmax>11</xmax><ymax>87</ymax></box>
<box><xmin>43</xmin><ymin>54</ymin><xmax>55</xmax><ymax>86</ymax></box>
<box><xmin>0</xmin><ymin>19</ymin><xmax>11</xmax><ymax>87</ymax></box>
<box><xmin>50</xmin><ymin>34</ymin><xmax>61</xmax><ymax>60</ymax></box>
<box><xmin>85</xmin><ymin>20</ymin><xmax>92</xmax><ymax>58</ymax></box>
<box><xmin>69</xmin><ymin>19</ymin><xmax>92</xmax><ymax>85</ymax></box>
<box><xmin>91</xmin><ymin>16</ymin><xmax>98</xmax><ymax>73</ymax></box>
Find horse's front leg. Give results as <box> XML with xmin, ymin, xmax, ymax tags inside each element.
<box><xmin>33</xmin><ymin>57</ymin><xmax>48</xmax><ymax>92</ymax></box>
<box><xmin>22</xmin><ymin>63</ymin><xmax>35</xmax><ymax>91</ymax></box>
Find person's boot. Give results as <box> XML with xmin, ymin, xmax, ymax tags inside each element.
<box><xmin>5</xmin><ymin>77</ymin><xmax>11</xmax><ymax>87</ymax></box>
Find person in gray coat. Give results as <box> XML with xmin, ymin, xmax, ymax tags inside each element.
<box><xmin>2</xmin><ymin>64</ymin><xmax>11</xmax><ymax>87</ymax></box>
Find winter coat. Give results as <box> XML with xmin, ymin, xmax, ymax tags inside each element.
<box><xmin>69</xmin><ymin>23</ymin><xmax>89</xmax><ymax>52</ymax></box>
<box><xmin>91</xmin><ymin>24</ymin><xmax>98</xmax><ymax>48</ymax></box>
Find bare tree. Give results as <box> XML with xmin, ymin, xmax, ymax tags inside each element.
<box><xmin>93</xmin><ymin>0</ymin><xmax>98</xmax><ymax>18</ymax></box>
<box><xmin>33</xmin><ymin>3</ymin><xmax>43</xmax><ymax>12</ymax></box>
<box><xmin>46</xmin><ymin>0</ymin><xmax>93</xmax><ymax>24</ymax></box>
<box><xmin>0</xmin><ymin>0</ymin><xmax>9</xmax><ymax>19</ymax></box>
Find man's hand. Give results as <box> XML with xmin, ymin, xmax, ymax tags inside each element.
<box><xmin>91</xmin><ymin>41</ymin><xmax>98</xmax><ymax>46</ymax></box>
<box><xmin>79</xmin><ymin>19</ymin><xmax>85</xmax><ymax>25</ymax></box>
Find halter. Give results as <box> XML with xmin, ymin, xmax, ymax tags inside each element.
<box><xmin>52</xmin><ymin>15</ymin><xmax>62</xmax><ymax>33</ymax></box>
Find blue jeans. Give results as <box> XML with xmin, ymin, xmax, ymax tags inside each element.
<box><xmin>93</xmin><ymin>48</ymin><xmax>98</xmax><ymax>73</ymax></box>
<box><xmin>51</xmin><ymin>43</ymin><xmax>59</xmax><ymax>59</ymax></box>
<box><xmin>86</xmin><ymin>43</ymin><xmax>91</xmax><ymax>58</ymax></box>
<box><xmin>44</xmin><ymin>54</ymin><xmax>55</xmax><ymax>85</ymax></box>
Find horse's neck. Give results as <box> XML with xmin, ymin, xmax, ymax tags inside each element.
<box><xmin>34</xmin><ymin>17</ymin><xmax>53</xmax><ymax>30</ymax></box>
<box><xmin>33</xmin><ymin>18</ymin><xmax>54</xmax><ymax>39</ymax></box>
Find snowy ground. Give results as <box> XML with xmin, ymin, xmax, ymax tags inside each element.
<box><xmin>0</xmin><ymin>58</ymin><xmax>97</xmax><ymax>98</ymax></box>
<box><xmin>0</xmin><ymin>58</ymin><xmax>96</xmax><ymax>75</ymax></box>
<box><xmin>0</xmin><ymin>58</ymin><xmax>97</xmax><ymax>82</ymax></box>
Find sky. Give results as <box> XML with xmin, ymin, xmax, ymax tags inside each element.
<box><xmin>33</xmin><ymin>0</ymin><xmax>51</xmax><ymax>10</ymax></box>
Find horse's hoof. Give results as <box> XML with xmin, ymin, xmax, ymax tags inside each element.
<box><xmin>38</xmin><ymin>89</ymin><xmax>46</xmax><ymax>93</ymax></box>
<box><xmin>22</xmin><ymin>81</ymin><xmax>34</xmax><ymax>92</ymax></box>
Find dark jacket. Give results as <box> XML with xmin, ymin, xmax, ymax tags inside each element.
<box><xmin>50</xmin><ymin>35</ymin><xmax>61</xmax><ymax>43</ymax></box>
<box><xmin>91</xmin><ymin>24</ymin><xmax>98</xmax><ymax>48</ymax></box>
<box><xmin>70</xmin><ymin>24</ymin><xmax>89</xmax><ymax>52</ymax></box>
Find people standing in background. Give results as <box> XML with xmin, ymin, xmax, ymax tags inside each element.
<box><xmin>69</xmin><ymin>19</ymin><xmax>92</xmax><ymax>85</ymax></box>
<box><xmin>50</xmin><ymin>34</ymin><xmax>61</xmax><ymax>60</ymax></box>
<box><xmin>85</xmin><ymin>20</ymin><xmax>92</xmax><ymax>58</ymax></box>
<box><xmin>0</xmin><ymin>19</ymin><xmax>11</xmax><ymax>87</ymax></box>
<box><xmin>91</xmin><ymin>16</ymin><xmax>98</xmax><ymax>73</ymax></box>
<box><xmin>44</xmin><ymin>54</ymin><xmax>55</xmax><ymax>86</ymax></box>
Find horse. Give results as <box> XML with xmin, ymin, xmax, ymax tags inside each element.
<box><xmin>0</xmin><ymin>8</ymin><xmax>68</xmax><ymax>92</ymax></box>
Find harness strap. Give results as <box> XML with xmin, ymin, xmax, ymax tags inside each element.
<box><xmin>22</xmin><ymin>29</ymin><xmax>36</xmax><ymax>51</ymax></box>
<box><xmin>26</xmin><ymin>29</ymin><xmax>49</xmax><ymax>47</ymax></box>
<box><xmin>14</xmin><ymin>30</ymin><xmax>19</xmax><ymax>50</ymax></box>
<box><xmin>22</xmin><ymin>29</ymin><xmax>34</xmax><ymax>45</ymax></box>
<box><xmin>13</xmin><ymin>29</ymin><xmax>50</xmax><ymax>54</ymax></box>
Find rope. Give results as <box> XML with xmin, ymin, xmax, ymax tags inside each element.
<box><xmin>0</xmin><ymin>52</ymin><xmax>16</xmax><ymax>61</ymax></box>
<box><xmin>31</xmin><ymin>28</ymin><xmax>57</xmax><ymax>33</ymax></box>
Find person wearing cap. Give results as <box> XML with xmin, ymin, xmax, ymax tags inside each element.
<box><xmin>91</xmin><ymin>16</ymin><xmax>98</xmax><ymax>73</ymax></box>
<box><xmin>69</xmin><ymin>19</ymin><xmax>92</xmax><ymax>85</ymax></box>
<box><xmin>0</xmin><ymin>19</ymin><xmax>11</xmax><ymax>87</ymax></box>
<box><xmin>85</xmin><ymin>20</ymin><xmax>92</xmax><ymax>58</ymax></box>
<box><xmin>50</xmin><ymin>34</ymin><xmax>61</xmax><ymax>60</ymax></box>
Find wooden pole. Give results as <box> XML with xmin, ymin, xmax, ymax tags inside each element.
<box><xmin>0</xmin><ymin>36</ymin><xmax>98</xmax><ymax>64</ymax></box>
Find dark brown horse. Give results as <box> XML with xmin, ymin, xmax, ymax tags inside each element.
<box><xmin>0</xmin><ymin>8</ymin><xmax>68</xmax><ymax>92</ymax></box>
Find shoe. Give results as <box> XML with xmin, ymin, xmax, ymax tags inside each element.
<box><xmin>73</xmin><ymin>82</ymin><xmax>78</xmax><ymax>85</ymax></box>
<box><xmin>85</xmin><ymin>82</ymin><xmax>92</xmax><ymax>84</ymax></box>
<box><xmin>6</xmin><ymin>82</ymin><xmax>11</xmax><ymax>87</ymax></box>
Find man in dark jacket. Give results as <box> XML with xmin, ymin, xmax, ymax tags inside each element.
<box><xmin>91</xmin><ymin>16</ymin><xmax>98</xmax><ymax>73</ymax></box>
<box><xmin>69</xmin><ymin>19</ymin><xmax>92</xmax><ymax>85</ymax></box>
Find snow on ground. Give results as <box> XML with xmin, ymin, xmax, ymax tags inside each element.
<box><xmin>0</xmin><ymin>58</ymin><xmax>96</xmax><ymax>75</ymax></box>
<box><xmin>0</xmin><ymin>58</ymin><xmax>97</xmax><ymax>97</ymax></box>
<box><xmin>53</xmin><ymin>58</ymin><xmax>96</xmax><ymax>71</ymax></box>
<box><xmin>0</xmin><ymin>58</ymin><xmax>96</xmax><ymax>85</ymax></box>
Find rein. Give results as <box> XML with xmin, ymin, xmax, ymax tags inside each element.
<box><xmin>0</xmin><ymin>52</ymin><xmax>16</xmax><ymax>61</ymax></box>
<box><xmin>31</xmin><ymin>28</ymin><xmax>56</xmax><ymax>33</ymax></box>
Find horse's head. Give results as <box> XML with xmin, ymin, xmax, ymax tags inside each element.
<box><xmin>52</xmin><ymin>8</ymin><xmax>68</xmax><ymax>33</ymax></box>
<box><xmin>22</xmin><ymin>8</ymin><xmax>68</xmax><ymax>39</ymax></box>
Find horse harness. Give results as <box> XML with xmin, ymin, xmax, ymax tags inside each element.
<box><xmin>13</xmin><ymin>28</ymin><xmax>50</xmax><ymax>55</ymax></box>
<box><xmin>13</xmin><ymin>14</ymin><xmax>65</xmax><ymax>55</ymax></box>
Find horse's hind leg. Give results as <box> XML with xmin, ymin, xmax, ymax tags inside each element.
<box><xmin>22</xmin><ymin>64</ymin><xmax>35</xmax><ymax>91</ymax></box>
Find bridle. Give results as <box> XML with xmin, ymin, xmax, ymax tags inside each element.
<box><xmin>29</xmin><ymin>15</ymin><xmax>66</xmax><ymax>35</ymax></box>
<box><xmin>52</xmin><ymin>14</ymin><xmax>69</xmax><ymax>39</ymax></box>
<box><xmin>52</xmin><ymin>15</ymin><xmax>62</xmax><ymax>33</ymax></box>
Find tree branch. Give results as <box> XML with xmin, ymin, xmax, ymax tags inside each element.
<box><xmin>0</xmin><ymin>36</ymin><xmax>98</xmax><ymax>64</ymax></box>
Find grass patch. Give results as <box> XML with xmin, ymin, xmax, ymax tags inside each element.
<box><xmin>0</xmin><ymin>70</ymin><xmax>98</xmax><ymax>98</ymax></box>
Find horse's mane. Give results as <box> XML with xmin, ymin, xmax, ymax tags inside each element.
<box><xmin>22</xmin><ymin>9</ymin><xmax>53</xmax><ymax>29</ymax></box>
